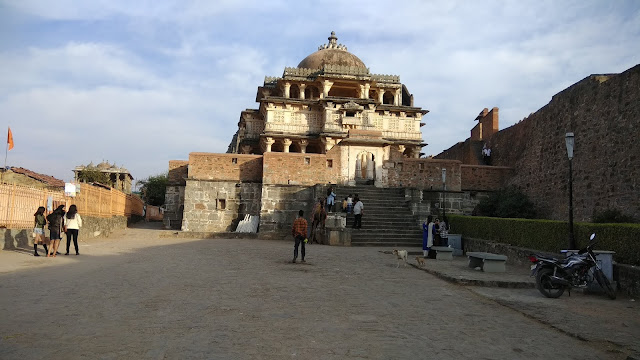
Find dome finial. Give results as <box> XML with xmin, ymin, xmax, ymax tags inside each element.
<box><xmin>318</xmin><ymin>31</ymin><xmax>347</xmax><ymax>51</ymax></box>
<box><xmin>328</xmin><ymin>31</ymin><xmax>337</xmax><ymax>46</ymax></box>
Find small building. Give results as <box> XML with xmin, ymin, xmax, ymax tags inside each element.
<box><xmin>73</xmin><ymin>161</ymin><xmax>133</xmax><ymax>194</ymax></box>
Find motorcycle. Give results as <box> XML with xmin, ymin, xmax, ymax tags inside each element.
<box><xmin>529</xmin><ymin>233</ymin><xmax>616</xmax><ymax>300</ymax></box>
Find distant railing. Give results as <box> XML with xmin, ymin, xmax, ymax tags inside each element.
<box><xmin>0</xmin><ymin>182</ymin><xmax>144</xmax><ymax>229</ymax></box>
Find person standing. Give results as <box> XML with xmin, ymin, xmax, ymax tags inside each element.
<box><xmin>33</xmin><ymin>206</ymin><xmax>49</xmax><ymax>256</ymax></box>
<box><xmin>291</xmin><ymin>210</ymin><xmax>308</xmax><ymax>263</ymax></box>
<box><xmin>440</xmin><ymin>216</ymin><xmax>450</xmax><ymax>247</ymax></box>
<box><xmin>326</xmin><ymin>187</ymin><xmax>336</xmax><ymax>213</ymax></box>
<box><xmin>422</xmin><ymin>215</ymin><xmax>437</xmax><ymax>258</ymax></box>
<box><xmin>310</xmin><ymin>199</ymin><xmax>326</xmax><ymax>244</ymax></box>
<box><xmin>346</xmin><ymin>194</ymin><xmax>353</xmax><ymax>214</ymax></box>
<box><xmin>352</xmin><ymin>196</ymin><xmax>364</xmax><ymax>229</ymax></box>
<box><xmin>46</xmin><ymin>205</ymin><xmax>65</xmax><ymax>257</ymax></box>
<box><xmin>64</xmin><ymin>204</ymin><xmax>83</xmax><ymax>255</ymax></box>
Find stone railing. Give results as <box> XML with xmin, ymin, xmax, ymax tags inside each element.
<box><xmin>371</xmin><ymin>74</ymin><xmax>401</xmax><ymax>83</ymax></box>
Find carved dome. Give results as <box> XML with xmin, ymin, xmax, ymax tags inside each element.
<box><xmin>297</xmin><ymin>32</ymin><xmax>366</xmax><ymax>69</ymax></box>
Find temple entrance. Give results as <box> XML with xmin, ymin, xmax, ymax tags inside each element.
<box><xmin>355</xmin><ymin>151</ymin><xmax>375</xmax><ymax>184</ymax></box>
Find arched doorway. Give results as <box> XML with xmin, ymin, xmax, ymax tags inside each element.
<box><xmin>355</xmin><ymin>151</ymin><xmax>375</xmax><ymax>182</ymax></box>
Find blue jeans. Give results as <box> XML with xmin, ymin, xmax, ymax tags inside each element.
<box><xmin>293</xmin><ymin>235</ymin><xmax>305</xmax><ymax>260</ymax></box>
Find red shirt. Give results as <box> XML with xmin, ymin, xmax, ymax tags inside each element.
<box><xmin>292</xmin><ymin>217</ymin><xmax>308</xmax><ymax>237</ymax></box>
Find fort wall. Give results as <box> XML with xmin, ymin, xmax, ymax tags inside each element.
<box><xmin>189</xmin><ymin>153</ymin><xmax>263</xmax><ymax>182</ymax></box>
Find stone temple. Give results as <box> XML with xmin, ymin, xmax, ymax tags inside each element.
<box><xmin>164</xmin><ymin>32</ymin><xmax>511</xmax><ymax>240</ymax></box>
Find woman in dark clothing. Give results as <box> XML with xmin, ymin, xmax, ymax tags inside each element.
<box><xmin>33</xmin><ymin>206</ymin><xmax>49</xmax><ymax>256</ymax></box>
<box><xmin>46</xmin><ymin>205</ymin><xmax>65</xmax><ymax>257</ymax></box>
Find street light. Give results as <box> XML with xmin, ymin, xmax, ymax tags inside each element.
<box><xmin>441</xmin><ymin>168</ymin><xmax>447</xmax><ymax>220</ymax></box>
<box><xmin>565</xmin><ymin>132</ymin><xmax>575</xmax><ymax>250</ymax></box>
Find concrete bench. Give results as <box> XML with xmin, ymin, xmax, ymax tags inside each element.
<box><xmin>467</xmin><ymin>252</ymin><xmax>508</xmax><ymax>273</ymax></box>
<box><xmin>431</xmin><ymin>246</ymin><xmax>454</xmax><ymax>261</ymax></box>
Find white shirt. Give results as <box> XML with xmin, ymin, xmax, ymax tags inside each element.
<box><xmin>353</xmin><ymin>201</ymin><xmax>363</xmax><ymax>215</ymax></box>
<box><xmin>64</xmin><ymin>214</ymin><xmax>83</xmax><ymax>230</ymax></box>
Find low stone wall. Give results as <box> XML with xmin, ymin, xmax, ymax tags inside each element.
<box><xmin>1</xmin><ymin>216</ymin><xmax>127</xmax><ymax>250</ymax></box>
<box><xmin>464</xmin><ymin>236</ymin><xmax>640</xmax><ymax>297</ymax></box>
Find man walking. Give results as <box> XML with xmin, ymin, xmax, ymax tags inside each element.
<box><xmin>291</xmin><ymin>210</ymin><xmax>308</xmax><ymax>263</ymax></box>
<box><xmin>352</xmin><ymin>196</ymin><xmax>363</xmax><ymax>229</ymax></box>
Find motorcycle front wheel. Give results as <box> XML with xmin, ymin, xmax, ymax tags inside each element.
<box><xmin>594</xmin><ymin>269</ymin><xmax>617</xmax><ymax>300</ymax></box>
<box><xmin>536</xmin><ymin>267</ymin><xmax>565</xmax><ymax>298</ymax></box>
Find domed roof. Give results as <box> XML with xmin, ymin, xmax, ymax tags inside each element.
<box><xmin>297</xmin><ymin>32</ymin><xmax>366</xmax><ymax>69</ymax></box>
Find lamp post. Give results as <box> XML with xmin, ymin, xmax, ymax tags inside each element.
<box><xmin>565</xmin><ymin>132</ymin><xmax>575</xmax><ymax>250</ymax></box>
<box><xmin>441</xmin><ymin>168</ymin><xmax>447</xmax><ymax>220</ymax></box>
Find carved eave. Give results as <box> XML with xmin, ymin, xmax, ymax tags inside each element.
<box><xmin>339</xmin><ymin>138</ymin><xmax>390</xmax><ymax>146</ymax></box>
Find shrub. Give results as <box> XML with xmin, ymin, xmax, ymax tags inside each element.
<box><xmin>449</xmin><ymin>215</ymin><xmax>640</xmax><ymax>266</ymax></box>
<box><xmin>474</xmin><ymin>186</ymin><xmax>537</xmax><ymax>219</ymax></box>
<box><xmin>592</xmin><ymin>208</ymin><xmax>636</xmax><ymax>223</ymax></box>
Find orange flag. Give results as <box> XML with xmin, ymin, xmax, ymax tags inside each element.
<box><xmin>7</xmin><ymin>127</ymin><xmax>14</xmax><ymax>151</ymax></box>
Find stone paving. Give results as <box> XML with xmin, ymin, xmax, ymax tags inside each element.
<box><xmin>0</xmin><ymin>224</ymin><xmax>638</xmax><ymax>359</ymax></box>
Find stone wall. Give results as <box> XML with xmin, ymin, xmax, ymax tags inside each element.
<box><xmin>181</xmin><ymin>180</ymin><xmax>262</xmax><ymax>232</ymax></box>
<box><xmin>259</xmin><ymin>184</ymin><xmax>317</xmax><ymax>239</ymax></box>
<box><xmin>1</xmin><ymin>216</ymin><xmax>127</xmax><ymax>250</ymax></box>
<box><xmin>168</xmin><ymin>160</ymin><xmax>188</xmax><ymax>183</ymax></box>
<box><xmin>436</xmin><ymin>139</ymin><xmax>484</xmax><ymax>166</ymax></box>
<box><xmin>383</xmin><ymin>158</ymin><xmax>462</xmax><ymax>191</ymax></box>
<box><xmin>461</xmin><ymin>165</ymin><xmax>514</xmax><ymax>191</ymax></box>
<box><xmin>189</xmin><ymin>153</ymin><xmax>263</xmax><ymax>182</ymax></box>
<box><xmin>488</xmin><ymin>65</ymin><xmax>640</xmax><ymax>221</ymax></box>
<box><xmin>163</xmin><ymin>184</ymin><xmax>185</xmax><ymax>230</ymax></box>
<box><xmin>263</xmin><ymin>152</ymin><xmax>330</xmax><ymax>185</ymax></box>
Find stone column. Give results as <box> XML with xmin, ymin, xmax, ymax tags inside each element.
<box><xmin>322</xmin><ymin>80</ymin><xmax>333</xmax><ymax>98</ymax></box>
<box><xmin>394</xmin><ymin>89</ymin><xmax>401</xmax><ymax>106</ymax></box>
<box><xmin>284</xmin><ymin>82</ymin><xmax>291</xmax><ymax>98</ymax></box>
<box><xmin>378</xmin><ymin>90</ymin><xmax>384</xmax><ymax>104</ymax></box>
<box><xmin>283</xmin><ymin>138</ymin><xmax>292</xmax><ymax>153</ymax></box>
<box><xmin>298</xmin><ymin>139</ymin><xmax>308</xmax><ymax>153</ymax></box>
<box><xmin>299</xmin><ymin>84</ymin><xmax>306</xmax><ymax>99</ymax></box>
<box><xmin>359</xmin><ymin>84</ymin><xmax>365</xmax><ymax>99</ymax></box>
<box><xmin>264</xmin><ymin>137</ymin><xmax>275</xmax><ymax>152</ymax></box>
<box><xmin>413</xmin><ymin>146</ymin><xmax>421</xmax><ymax>158</ymax></box>
<box><xmin>366</xmin><ymin>153</ymin><xmax>374</xmax><ymax>180</ymax></box>
<box><xmin>364</xmin><ymin>83</ymin><xmax>370</xmax><ymax>99</ymax></box>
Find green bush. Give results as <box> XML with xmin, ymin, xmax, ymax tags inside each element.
<box><xmin>474</xmin><ymin>186</ymin><xmax>537</xmax><ymax>219</ymax></box>
<box><xmin>449</xmin><ymin>215</ymin><xmax>640</xmax><ymax>266</ymax></box>
<box><xmin>592</xmin><ymin>208</ymin><xmax>636</xmax><ymax>223</ymax></box>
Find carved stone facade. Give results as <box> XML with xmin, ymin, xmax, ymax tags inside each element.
<box><xmin>233</xmin><ymin>32</ymin><xmax>427</xmax><ymax>186</ymax></box>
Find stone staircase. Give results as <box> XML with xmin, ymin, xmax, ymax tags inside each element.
<box><xmin>333</xmin><ymin>185</ymin><xmax>423</xmax><ymax>247</ymax></box>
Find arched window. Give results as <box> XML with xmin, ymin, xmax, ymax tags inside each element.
<box><xmin>383</xmin><ymin>91</ymin><xmax>394</xmax><ymax>105</ymax></box>
<box><xmin>290</xmin><ymin>84</ymin><xmax>300</xmax><ymax>99</ymax></box>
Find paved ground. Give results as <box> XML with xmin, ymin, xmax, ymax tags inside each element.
<box><xmin>0</xmin><ymin>223</ymin><xmax>638</xmax><ymax>359</ymax></box>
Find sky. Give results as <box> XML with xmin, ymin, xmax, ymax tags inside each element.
<box><xmin>1</xmin><ymin>0</ymin><xmax>639</xmax><ymax>186</ymax></box>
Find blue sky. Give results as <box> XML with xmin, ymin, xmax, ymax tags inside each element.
<box><xmin>1</xmin><ymin>0</ymin><xmax>639</xmax><ymax>185</ymax></box>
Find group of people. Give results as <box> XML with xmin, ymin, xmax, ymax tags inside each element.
<box><xmin>32</xmin><ymin>204</ymin><xmax>83</xmax><ymax>257</ymax></box>
<box><xmin>421</xmin><ymin>215</ymin><xmax>449</xmax><ymax>259</ymax></box>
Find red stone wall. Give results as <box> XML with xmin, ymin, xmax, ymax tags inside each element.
<box><xmin>488</xmin><ymin>65</ymin><xmax>640</xmax><ymax>221</ymax></box>
<box><xmin>384</xmin><ymin>159</ymin><xmax>462</xmax><ymax>191</ymax></box>
<box><xmin>168</xmin><ymin>160</ymin><xmax>188</xmax><ymax>184</ymax></box>
<box><xmin>262</xmin><ymin>152</ymin><xmax>330</xmax><ymax>185</ymax></box>
<box><xmin>461</xmin><ymin>165</ymin><xmax>514</xmax><ymax>191</ymax></box>
<box><xmin>188</xmin><ymin>153</ymin><xmax>263</xmax><ymax>182</ymax></box>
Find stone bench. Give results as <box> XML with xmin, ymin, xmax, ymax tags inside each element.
<box><xmin>431</xmin><ymin>246</ymin><xmax>454</xmax><ymax>261</ymax></box>
<box><xmin>467</xmin><ymin>252</ymin><xmax>508</xmax><ymax>273</ymax></box>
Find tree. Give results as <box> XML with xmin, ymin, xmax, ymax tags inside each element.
<box><xmin>138</xmin><ymin>173</ymin><xmax>168</xmax><ymax>206</ymax></box>
<box><xmin>474</xmin><ymin>186</ymin><xmax>537</xmax><ymax>219</ymax></box>
<box><xmin>77</xmin><ymin>167</ymin><xmax>111</xmax><ymax>186</ymax></box>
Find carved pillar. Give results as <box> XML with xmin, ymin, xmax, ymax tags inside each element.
<box><xmin>378</xmin><ymin>89</ymin><xmax>384</xmax><ymax>103</ymax></box>
<box><xmin>359</xmin><ymin>84</ymin><xmax>365</xmax><ymax>99</ymax></box>
<box><xmin>364</xmin><ymin>83</ymin><xmax>370</xmax><ymax>99</ymax></box>
<box><xmin>394</xmin><ymin>89</ymin><xmax>401</xmax><ymax>106</ymax></box>
<box><xmin>366</xmin><ymin>153</ymin><xmax>374</xmax><ymax>180</ymax></box>
<box><xmin>283</xmin><ymin>138</ymin><xmax>292</xmax><ymax>153</ymax></box>
<box><xmin>299</xmin><ymin>84</ymin><xmax>306</xmax><ymax>99</ymax></box>
<box><xmin>413</xmin><ymin>146</ymin><xmax>421</xmax><ymax>158</ymax></box>
<box><xmin>241</xmin><ymin>145</ymin><xmax>252</xmax><ymax>154</ymax></box>
<box><xmin>265</xmin><ymin>137</ymin><xmax>275</xmax><ymax>152</ymax></box>
<box><xmin>284</xmin><ymin>82</ymin><xmax>291</xmax><ymax>98</ymax></box>
<box><xmin>322</xmin><ymin>80</ymin><xmax>333</xmax><ymax>98</ymax></box>
<box><xmin>298</xmin><ymin>139</ymin><xmax>308</xmax><ymax>154</ymax></box>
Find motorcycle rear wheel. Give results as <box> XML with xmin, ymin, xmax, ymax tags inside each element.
<box><xmin>594</xmin><ymin>269</ymin><xmax>617</xmax><ymax>300</ymax></box>
<box><xmin>536</xmin><ymin>267</ymin><xmax>565</xmax><ymax>298</ymax></box>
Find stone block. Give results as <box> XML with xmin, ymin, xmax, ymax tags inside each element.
<box><xmin>327</xmin><ymin>229</ymin><xmax>351</xmax><ymax>246</ymax></box>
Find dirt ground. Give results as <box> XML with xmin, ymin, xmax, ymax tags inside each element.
<box><xmin>0</xmin><ymin>223</ymin><xmax>637</xmax><ymax>359</ymax></box>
